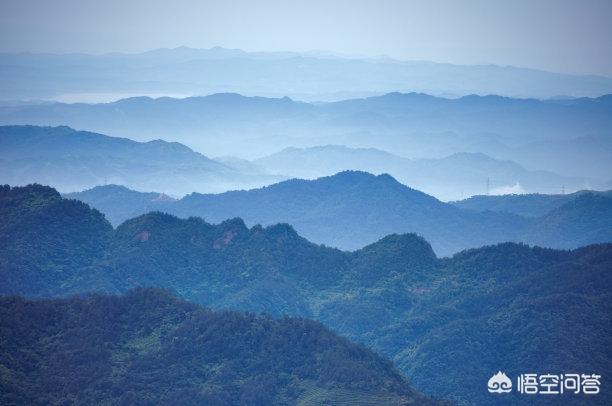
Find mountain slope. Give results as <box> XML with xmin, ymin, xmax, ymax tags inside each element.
<box><xmin>2</xmin><ymin>184</ymin><xmax>611</xmax><ymax>404</ymax></box>
<box><xmin>0</xmin><ymin>288</ymin><xmax>441</xmax><ymax>405</ymax></box>
<box><xmin>0</xmin><ymin>125</ymin><xmax>281</xmax><ymax>194</ymax></box>
<box><xmin>524</xmin><ymin>193</ymin><xmax>612</xmax><ymax>248</ymax></box>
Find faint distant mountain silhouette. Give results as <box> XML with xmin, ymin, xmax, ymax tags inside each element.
<box><xmin>2</xmin><ymin>47</ymin><xmax>612</xmax><ymax>101</ymax></box>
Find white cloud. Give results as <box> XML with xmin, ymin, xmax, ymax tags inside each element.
<box><xmin>491</xmin><ymin>182</ymin><xmax>525</xmax><ymax>195</ymax></box>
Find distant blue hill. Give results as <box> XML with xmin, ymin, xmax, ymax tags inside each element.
<box><xmin>0</xmin><ymin>125</ymin><xmax>283</xmax><ymax>195</ymax></box>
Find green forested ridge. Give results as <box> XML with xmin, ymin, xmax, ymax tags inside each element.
<box><xmin>1</xmin><ymin>184</ymin><xmax>611</xmax><ymax>404</ymax></box>
<box><xmin>0</xmin><ymin>184</ymin><xmax>113</xmax><ymax>295</ymax></box>
<box><xmin>0</xmin><ymin>288</ymin><xmax>441</xmax><ymax>405</ymax></box>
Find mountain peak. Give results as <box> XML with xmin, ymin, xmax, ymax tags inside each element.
<box><xmin>118</xmin><ymin>210</ymin><xmax>183</xmax><ymax>230</ymax></box>
<box><xmin>350</xmin><ymin>233</ymin><xmax>437</xmax><ymax>283</ymax></box>
<box><xmin>219</xmin><ymin>217</ymin><xmax>248</xmax><ymax>232</ymax></box>
<box><xmin>79</xmin><ymin>184</ymin><xmax>135</xmax><ymax>194</ymax></box>
<box><xmin>359</xmin><ymin>233</ymin><xmax>437</xmax><ymax>262</ymax></box>
<box><xmin>327</xmin><ymin>169</ymin><xmax>378</xmax><ymax>180</ymax></box>
<box><xmin>263</xmin><ymin>222</ymin><xmax>302</xmax><ymax>242</ymax></box>
<box><xmin>317</xmin><ymin>170</ymin><xmax>408</xmax><ymax>186</ymax></box>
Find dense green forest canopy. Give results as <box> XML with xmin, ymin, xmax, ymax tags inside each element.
<box><xmin>0</xmin><ymin>289</ymin><xmax>443</xmax><ymax>405</ymax></box>
<box><xmin>1</xmin><ymin>184</ymin><xmax>611</xmax><ymax>404</ymax></box>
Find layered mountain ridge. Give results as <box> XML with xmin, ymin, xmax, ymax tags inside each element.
<box><xmin>66</xmin><ymin>171</ymin><xmax>612</xmax><ymax>256</ymax></box>
<box><xmin>2</xmin><ymin>183</ymin><xmax>611</xmax><ymax>404</ymax></box>
<box><xmin>1</xmin><ymin>93</ymin><xmax>611</xmax><ymax>182</ymax></box>
<box><xmin>2</xmin><ymin>47</ymin><xmax>612</xmax><ymax>101</ymax></box>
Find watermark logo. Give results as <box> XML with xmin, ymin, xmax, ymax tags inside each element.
<box><xmin>488</xmin><ymin>371</ymin><xmax>512</xmax><ymax>393</ymax></box>
<box><xmin>488</xmin><ymin>372</ymin><xmax>601</xmax><ymax>396</ymax></box>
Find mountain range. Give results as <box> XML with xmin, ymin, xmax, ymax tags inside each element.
<box><xmin>254</xmin><ymin>145</ymin><xmax>589</xmax><ymax>200</ymax></box>
<box><xmin>0</xmin><ymin>125</ymin><xmax>282</xmax><ymax>195</ymax></box>
<box><xmin>2</xmin><ymin>46</ymin><xmax>612</xmax><ymax>101</ymax></box>
<box><xmin>66</xmin><ymin>171</ymin><xmax>612</xmax><ymax>256</ymax></box>
<box><xmin>3</xmin><ymin>45</ymin><xmax>611</xmax><ymax>406</ymax></box>
<box><xmin>1</xmin><ymin>124</ymin><xmax>607</xmax><ymax>202</ymax></box>
<box><xmin>1</xmin><ymin>92</ymin><xmax>610</xmax><ymax>182</ymax></box>
<box><xmin>2</xmin><ymin>183</ymin><xmax>611</xmax><ymax>405</ymax></box>
<box><xmin>0</xmin><ymin>288</ymin><xmax>442</xmax><ymax>405</ymax></box>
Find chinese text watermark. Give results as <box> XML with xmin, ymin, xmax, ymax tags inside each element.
<box><xmin>488</xmin><ymin>371</ymin><xmax>601</xmax><ymax>396</ymax></box>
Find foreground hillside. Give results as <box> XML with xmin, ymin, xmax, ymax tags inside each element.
<box><xmin>0</xmin><ymin>289</ymin><xmax>441</xmax><ymax>405</ymax></box>
<box><xmin>67</xmin><ymin>172</ymin><xmax>612</xmax><ymax>255</ymax></box>
<box><xmin>2</xmin><ymin>184</ymin><xmax>611</xmax><ymax>404</ymax></box>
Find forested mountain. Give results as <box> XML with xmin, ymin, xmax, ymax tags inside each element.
<box><xmin>0</xmin><ymin>289</ymin><xmax>442</xmax><ymax>405</ymax></box>
<box><xmin>67</xmin><ymin>172</ymin><xmax>612</xmax><ymax>256</ymax></box>
<box><xmin>2</xmin><ymin>184</ymin><xmax>611</xmax><ymax>404</ymax></box>
<box><xmin>2</xmin><ymin>47</ymin><xmax>612</xmax><ymax>101</ymax></box>
<box><xmin>0</xmin><ymin>183</ymin><xmax>113</xmax><ymax>296</ymax></box>
<box><xmin>1</xmin><ymin>94</ymin><xmax>611</xmax><ymax>182</ymax></box>
<box><xmin>254</xmin><ymin>145</ymin><xmax>588</xmax><ymax>200</ymax></box>
<box><xmin>452</xmin><ymin>189</ymin><xmax>612</xmax><ymax>217</ymax></box>
<box><xmin>0</xmin><ymin>125</ymin><xmax>282</xmax><ymax>194</ymax></box>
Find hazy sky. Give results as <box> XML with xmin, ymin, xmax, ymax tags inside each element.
<box><xmin>1</xmin><ymin>0</ymin><xmax>611</xmax><ymax>76</ymax></box>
